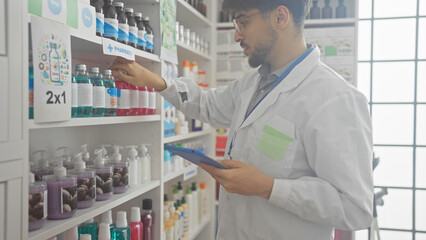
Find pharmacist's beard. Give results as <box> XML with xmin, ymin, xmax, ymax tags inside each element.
<box><xmin>246</xmin><ymin>24</ymin><xmax>278</xmax><ymax>68</ymax></box>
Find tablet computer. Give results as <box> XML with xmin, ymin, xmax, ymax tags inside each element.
<box><xmin>165</xmin><ymin>145</ymin><xmax>228</xmax><ymax>169</ymax></box>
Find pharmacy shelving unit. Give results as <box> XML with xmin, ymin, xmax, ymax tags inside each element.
<box><xmin>0</xmin><ymin>0</ymin><xmax>218</xmax><ymax>240</ymax></box>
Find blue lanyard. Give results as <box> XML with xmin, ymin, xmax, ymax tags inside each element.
<box><xmin>227</xmin><ymin>47</ymin><xmax>314</xmax><ymax>158</ymax></box>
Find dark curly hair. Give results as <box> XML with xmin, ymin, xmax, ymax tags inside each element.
<box><xmin>222</xmin><ymin>0</ymin><xmax>312</xmax><ymax>30</ymax></box>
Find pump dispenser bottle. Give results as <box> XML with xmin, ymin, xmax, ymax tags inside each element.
<box><xmin>31</xmin><ymin>150</ymin><xmax>54</xmax><ymax>181</ymax></box>
<box><xmin>75</xmin><ymin>64</ymin><xmax>93</xmax><ymax>118</ymax></box>
<box><xmin>56</xmin><ymin>146</ymin><xmax>74</xmax><ymax>170</ymax></box>
<box><xmin>191</xmin><ymin>182</ymin><xmax>199</xmax><ymax>227</ymax></box>
<box><xmin>102</xmin><ymin>70</ymin><xmax>117</xmax><ymax>117</ymax></box>
<box><xmin>92</xmin><ymin>149</ymin><xmax>114</xmax><ymax>201</ymax></box>
<box><xmin>69</xmin><ymin>152</ymin><xmax>96</xmax><ymax>209</ymax></box>
<box><xmin>28</xmin><ymin>172</ymin><xmax>47</xmax><ymax>231</ymax></box>
<box><xmin>126</xmin><ymin>145</ymin><xmax>140</xmax><ymax>187</ymax></box>
<box><xmin>130</xmin><ymin>207</ymin><xmax>143</xmax><ymax>240</ymax></box>
<box><xmin>112</xmin><ymin>211</ymin><xmax>131</xmax><ymax>240</ymax></box>
<box><xmin>44</xmin><ymin>159</ymin><xmax>77</xmax><ymax>219</ymax></box>
<box><xmin>110</xmin><ymin>145</ymin><xmax>129</xmax><ymax>194</ymax></box>
<box><xmin>82</xmin><ymin>144</ymin><xmax>94</xmax><ymax>166</ymax></box>
<box><xmin>78</xmin><ymin>218</ymin><xmax>98</xmax><ymax>239</ymax></box>
<box><xmin>139</xmin><ymin>144</ymin><xmax>151</xmax><ymax>183</ymax></box>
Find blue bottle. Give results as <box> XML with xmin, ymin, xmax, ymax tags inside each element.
<box><xmin>75</xmin><ymin>64</ymin><xmax>93</xmax><ymax>118</ymax></box>
<box><xmin>112</xmin><ymin>211</ymin><xmax>131</xmax><ymax>240</ymax></box>
<box><xmin>78</xmin><ymin>218</ymin><xmax>98</xmax><ymax>240</ymax></box>
<box><xmin>102</xmin><ymin>70</ymin><xmax>117</xmax><ymax>117</ymax></box>
<box><xmin>89</xmin><ymin>67</ymin><xmax>105</xmax><ymax>117</ymax></box>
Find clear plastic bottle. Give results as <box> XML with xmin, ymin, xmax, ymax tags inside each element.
<box><xmin>116</xmin><ymin>78</ymin><xmax>130</xmax><ymax>116</ymax></box>
<box><xmin>56</xmin><ymin>146</ymin><xmax>74</xmax><ymax>170</ymax></box>
<box><xmin>112</xmin><ymin>211</ymin><xmax>131</xmax><ymax>240</ymax></box>
<box><xmin>44</xmin><ymin>159</ymin><xmax>77</xmax><ymax>220</ymax></box>
<box><xmin>92</xmin><ymin>149</ymin><xmax>114</xmax><ymax>201</ymax></box>
<box><xmin>69</xmin><ymin>152</ymin><xmax>96</xmax><ymax>209</ymax></box>
<box><xmin>125</xmin><ymin>8</ymin><xmax>138</xmax><ymax>48</ymax></box>
<box><xmin>114</xmin><ymin>2</ymin><xmax>129</xmax><ymax>45</ymax></box>
<box><xmin>103</xmin><ymin>0</ymin><xmax>118</xmax><ymax>41</ymax></box>
<box><xmin>135</xmin><ymin>12</ymin><xmax>146</xmax><ymax>51</ymax></box>
<box><xmin>141</xmin><ymin>199</ymin><xmax>154</xmax><ymax>240</ymax></box>
<box><xmin>89</xmin><ymin>67</ymin><xmax>106</xmax><ymax>117</ymax></box>
<box><xmin>31</xmin><ymin>150</ymin><xmax>54</xmax><ymax>181</ymax></box>
<box><xmin>139</xmin><ymin>144</ymin><xmax>151</xmax><ymax>183</ymax></box>
<box><xmin>28</xmin><ymin>172</ymin><xmax>47</xmax><ymax>231</ymax></box>
<box><xmin>110</xmin><ymin>145</ymin><xmax>129</xmax><ymax>194</ymax></box>
<box><xmin>75</xmin><ymin>64</ymin><xmax>93</xmax><ymax>118</ymax></box>
<box><xmin>71</xmin><ymin>74</ymin><xmax>78</xmax><ymax>118</ymax></box>
<box><xmin>81</xmin><ymin>144</ymin><xmax>94</xmax><ymax>166</ymax></box>
<box><xmin>142</xmin><ymin>17</ymin><xmax>154</xmax><ymax>53</ymax></box>
<box><xmin>102</xmin><ymin>70</ymin><xmax>117</xmax><ymax>117</ymax></box>
<box><xmin>91</xmin><ymin>0</ymin><xmax>104</xmax><ymax>37</ymax></box>
<box><xmin>126</xmin><ymin>145</ymin><xmax>140</xmax><ymax>188</ymax></box>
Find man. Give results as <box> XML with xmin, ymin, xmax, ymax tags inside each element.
<box><xmin>111</xmin><ymin>0</ymin><xmax>374</xmax><ymax>239</ymax></box>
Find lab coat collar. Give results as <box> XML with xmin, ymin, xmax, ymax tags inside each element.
<box><xmin>239</xmin><ymin>45</ymin><xmax>321</xmax><ymax>130</ymax></box>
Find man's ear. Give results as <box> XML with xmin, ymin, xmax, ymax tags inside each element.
<box><xmin>274</xmin><ymin>6</ymin><xmax>290</xmax><ymax>28</ymax></box>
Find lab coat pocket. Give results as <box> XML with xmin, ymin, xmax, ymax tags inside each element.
<box><xmin>255</xmin><ymin>116</ymin><xmax>297</xmax><ymax>170</ymax></box>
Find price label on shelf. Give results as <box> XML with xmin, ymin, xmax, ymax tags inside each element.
<box><xmin>31</xmin><ymin>16</ymin><xmax>72</xmax><ymax>123</ymax></box>
<box><xmin>183</xmin><ymin>165</ymin><xmax>198</xmax><ymax>181</ymax></box>
<box><xmin>102</xmin><ymin>38</ymin><xmax>135</xmax><ymax>61</ymax></box>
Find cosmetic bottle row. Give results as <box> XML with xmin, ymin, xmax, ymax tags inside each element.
<box><xmin>29</xmin><ymin>144</ymin><xmax>153</xmax><ymax>232</ymax></box>
<box><xmin>45</xmin><ymin>199</ymin><xmax>154</xmax><ymax>240</ymax></box>
<box><xmin>162</xmin><ymin>181</ymin><xmax>208</xmax><ymax>240</ymax></box>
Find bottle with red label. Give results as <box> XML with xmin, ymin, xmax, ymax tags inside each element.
<box><xmin>116</xmin><ymin>78</ymin><xmax>130</xmax><ymax>116</ymax></box>
<box><xmin>147</xmin><ymin>87</ymin><xmax>156</xmax><ymax>115</ymax></box>
<box><xmin>129</xmin><ymin>84</ymin><xmax>139</xmax><ymax>116</ymax></box>
<box><xmin>138</xmin><ymin>86</ymin><xmax>149</xmax><ymax>115</ymax></box>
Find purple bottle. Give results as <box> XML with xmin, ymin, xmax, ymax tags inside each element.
<box><xmin>68</xmin><ymin>152</ymin><xmax>96</xmax><ymax>209</ymax></box>
<box><xmin>28</xmin><ymin>172</ymin><xmax>47</xmax><ymax>231</ymax></box>
<box><xmin>91</xmin><ymin>149</ymin><xmax>114</xmax><ymax>201</ymax></box>
<box><xmin>110</xmin><ymin>145</ymin><xmax>129</xmax><ymax>194</ymax></box>
<box><xmin>141</xmin><ymin>198</ymin><xmax>154</xmax><ymax>240</ymax></box>
<box><xmin>44</xmin><ymin>158</ymin><xmax>77</xmax><ymax>220</ymax></box>
<box><xmin>31</xmin><ymin>150</ymin><xmax>54</xmax><ymax>181</ymax></box>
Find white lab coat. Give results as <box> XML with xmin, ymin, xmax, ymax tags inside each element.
<box><xmin>160</xmin><ymin>45</ymin><xmax>374</xmax><ymax>240</ymax></box>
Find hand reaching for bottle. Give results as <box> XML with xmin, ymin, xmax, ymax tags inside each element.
<box><xmin>110</xmin><ymin>57</ymin><xmax>167</xmax><ymax>91</ymax></box>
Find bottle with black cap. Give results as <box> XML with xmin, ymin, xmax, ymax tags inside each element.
<box><xmin>142</xmin><ymin>198</ymin><xmax>154</xmax><ymax>240</ymax></box>
<box><xmin>103</xmin><ymin>0</ymin><xmax>118</xmax><ymax>41</ymax></box>
<box><xmin>114</xmin><ymin>2</ymin><xmax>129</xmax><ymax>45</ymax></box>
<box><xmin>142</xmin><ymin>16</ymin><xmax>154</xmax><ymax>53</ymax></box>
<box><xmin>125</xmin><ymin>8</ymin><xmax>138</xmax><ymax>48</ymax></box>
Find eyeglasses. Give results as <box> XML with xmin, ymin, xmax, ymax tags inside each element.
<box><xmin>232</xmin><ymin>12</ymin><xmax>260</xmax><ymax>35</ymax></box>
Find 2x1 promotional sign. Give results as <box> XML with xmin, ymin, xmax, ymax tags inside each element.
<box><xmin>31</xmin><ymin>16</ymin><xmax>72</xmax><ymax>123</ymax></box>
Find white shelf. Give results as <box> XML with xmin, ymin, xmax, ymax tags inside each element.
<box><xmin>177</xmin><ymin>41</ymin><xmax>212</xmax><ymax>61</ymax></box>
<box><xmin>185</xmin><ymin>217</ymin><xmax>211</xmax><ymax>240</ymax></box>
<box><xmin>163</xmin><ymin>130</ymin><xmax>212</xmax><ymax>144</ymax></box>
<box><xmin>28</xmin><ymin>181</ymin><xmax>160</xmax><ymax>240</ymax></box>
<box><xmin>305</xmin><ymin>18</ymin><xmax>356</xmax><ymax>26</ymax></box>
<box><xmin>177</xmin><ymin>0</ymin><xmax>212</xmax><ymax>28</ymax></box>
<box><xmin>163</xmin><ymin>164</ymin><xmax>198</xmax><ymax>183</ymax></box>
<box><xmin>29</xmin><ymin>115</ymin><xmax>161</xmax><ymax>129</ymax></box>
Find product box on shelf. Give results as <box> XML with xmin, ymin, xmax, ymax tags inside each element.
<box><xmin>164</xmin><ymin>100</ymin><xmax>176</xmax><ymax>138</ymax></box>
